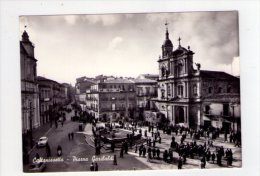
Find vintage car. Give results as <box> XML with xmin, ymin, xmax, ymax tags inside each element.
<box><xmin>37</xmin><ymin>136</ymin><xmax>48</xmax><ymax>148</ymax></box>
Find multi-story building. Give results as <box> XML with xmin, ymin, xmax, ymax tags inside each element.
<box><xmin>37</xmin><ymin>76</ymin><xmax>68</xmax><ymax>124</ymax></box>
<box><xmin>150</xmin><ymin>25</ymin><xmax>240</xmax><ymax>131</ymax></box>
<box><xmin>75</xmin><ymin>76</ymin><xmax>96</xmax><ymax>101</ymax></box>
<box><xmin>132</xmin><ymin>78</ymin><xmax>158</xmax><ymax>121</ymax></box>
<box><xmin>62</xmin><ymin>83</ymin><xmax>75</xmax><ymax>103</ymax></box>
<box><xmin>20</xmin><ymin>30</ymin><xmax>40</xmax><ymax>134</ymax></box>
<box><xmin>37</xmin><ymin>76</ymin><xmax>53</xmax><ymax>124</ymax></box>
<box><xmin>86</xmin><ymin>78</ymin><xmax>136</xmax><ymax>122</ymax></box>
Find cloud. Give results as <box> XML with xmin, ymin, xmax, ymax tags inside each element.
<box><xmin>108</xmin><ymin>36</ymin><xmax>123</xmax><ymax>50</ymax></box>
<box><xmin>19</xmin><ymin>12</ymin><xmax>239</xmax><ymax>84</ymax></box>
<box><xmin>205</xmin><ymin>57</ymin><xmax>240</xmax><ymax>76</ymax></box>
<box><xmin>82</xmin><ymin>14</ymin><xmax>123</xmax><ymax>26</ymax></box>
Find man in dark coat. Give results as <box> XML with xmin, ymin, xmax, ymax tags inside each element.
<box><xmin>211</xmin><ymin>152</ymin><xmax>216</xmax><ymax>163</ymax></box>
<box><xmin>152</xmin><ymin>148</ymin><xmax>156</xmax><ymax>159</ymax></box>
<box><xmin>94</xmin><ymin>162</ymin><xmax>98</xmax><ymax>171</ymax></box>
<box><xmin>178</xmin><ymin>156</ymin><xmax>183</xmax><ymax>169</ymax></box>
<box><xmin>113</xmin><ymin>154</ymin><xmax>117</xmax><ymax>165</ymax></box>
<box><xmin>120</xmin><ymin>147</ymin><xmax>124</xmax><ymax>158</ymax></box>
<box><xmin>111</xmin><ymin>142</ymin><xmax>115</xmax><ymax>152</ymax></box>
<box><xmin>139</xmin><ymin>145</ymin><xmax>143</xmax><ymax>157</ymax></box>
<box><xmin>142</xmin><ymin>147</ymin><xmax>146</xmax><ymax>157</ymax></box>
<box><xmin>46</xmin><ymin>143</ymin><xmax>51</xmax><ymax>157</ymax></box>
<box><xmin>156</xmin><ymin>148</ymin><xmax>160</xmax><ymax>159</ymax></box>
<box><xmin>90</xmin><ymin>162</ymin><xmax>94</xmax><ymax>171</ymax></box>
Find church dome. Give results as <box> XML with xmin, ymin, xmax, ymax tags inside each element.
<box><xmin>163</xmin><ymin>39</ymin><xmax>173</xmax><ymax>47</ymax></box>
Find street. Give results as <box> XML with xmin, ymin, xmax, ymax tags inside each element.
<box><xmin>24</xmin><ymin>104</ymin><xmax>242</xmax><ymax>172</ymax></box>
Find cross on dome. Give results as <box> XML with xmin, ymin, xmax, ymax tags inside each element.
<box><xmin>178</xmin><ymin>37</ymin><xmax>182</xmax><ymax>46</ymax></box>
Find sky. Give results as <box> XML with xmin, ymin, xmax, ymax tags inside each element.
<box><xmin>20</xmin><ymin>11</ymin><xmax>239</xmax><ymax>85</ymax></box>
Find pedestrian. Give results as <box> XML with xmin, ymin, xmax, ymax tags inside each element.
<box><xmin>142</xmin><ymin>147</ymin><xmax>146</xmax><ymax>157</ymax></box>
<box><xmin>90</xmin><ymin>162</ymin><xmax>95</xmax><ymax>171</ymax></box>
<box><xmin>46</xmin><ymin>143</ymin><xmax>51</xmax><ymax>157</ymax></box>
<box><xmin>113</xmin><ymin>154</ymin><xmax>117</xmax><ymax>165</ymax></box>
<box><xmin>163</xmin><ymin>150</ymin><xmax>168</xmax><ymax>162</ymax></box>
<box><xmin>201</xmin><ymin>156</ymin><xmax>206</xmax><ymax>169</ymax></box>
<box><xmin>135</xmin><ymin>144</ymin><xmax>138</xmax><ymax>153</ymax></box>
<box><xmin>158</xmin><ymin>136</ymin><xmax>161</xmax><ymax>144</ymax></box>
<box><xmin>68</xmin><ymin>133</ymin><xmax>71</xmax><ymax>140</ymax></box>
<box><xmin>178</xmin><ymin>156</ymin><xmax>183</xmax><ymax>169</ymax></box>
<box><xmin>61</xmin><ymin>121</ymin><xmax>64</xmax><ymax>127</ymax></box>
<box><xmin>224</xmin><ymin>131</ymin><xmax>228</xmax><ymax>142</ymax></box>
<box><xmin>120</xmin><ymin>147</ymin><xmax>124</xmax><ymax>158</ymax></box>
<box><xmin>94</xmin><ymin>162</ymin><xmax>98</xmax><ymax>171</ymax></box>
<box><xmin>147</xmin><ymin>150</ymin><xmax>151</xmax><ymax>162</ymax></box>
<box><xmin>153</xmin><ymin>139</ymin><xmax>156</xmax><ymax>147</ymax></box>
<box><xmin>211</xmin><ymin>152</ymin><xmax>216</xmax><ymax>164</ymax></box>
<box><xmin>71</xmin><ymin>132</ymin><xmax>74</xmax><ymax>140</ymax></box>
<box><xmin>139</xmin><ymin>145</ymin><xmax>143</xmax><ymax>157</ymax></box>
<box><xmin>182</xmin><ymin>154</ymin><xmax>187</xmax><ymax>164</ymax></box>
<box><xmin>111</xmin><ymin>142</ymin><xmax>115</xmax><ymax>152</ymax></box>
<box><xmin>152</xmin><ymin>148</ymin><xmax>156</xmax><ymax>159</ymax></box>
<box><xmin>57</xmin><ymin>145</ymin><xmax>62</xmax><ymax>156</ymax></box>
<box><xmin>156</xmin><ymin>148</ymin><xmax>160</xmax><ymax>159</ymax></box>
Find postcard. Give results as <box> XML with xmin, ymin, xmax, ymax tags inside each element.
<box><xmin>19</xmin><ymin>11</ymin><xmax>241</xmax><ymax>172</ymax></box>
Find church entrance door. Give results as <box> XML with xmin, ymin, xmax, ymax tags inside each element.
<box><xmin>176</xmin><ymin>106</ymin><xmax>185</xmax><ymax>124</ymax></box>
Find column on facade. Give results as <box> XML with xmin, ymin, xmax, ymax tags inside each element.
<box><xmin>186</xmin><ymin>81</ymin><xmax>189</xmax><ymax>98</ymax></box>
<box><xmin>165</xmin><ymin>83</ymin><xmax>168</xmax><ymax>99</ymax></box>
<box><xmin>169</xmin><ymin>83</ymin><xmax>172</xmax><ymax>98</ymax></box>
<box><xmin>184</xmin><ymin>81</ymin><xmax>187</xmax><ymax>98</ymax></box>
<box><xmin>183</xmin><ymin>106</ymin><xmax>187</xmax><ymax>123</ymax></box>
<box><xmin>197</xmin><ymin>81</ymin><xmax>200</xmax><ymax>97</ymax></box>
<box><xmin>184</xmin><ymin>59</ymin><xmax>187</xmax><ymax>74</ymax></box>
<box><xmin>171</xmin><ymin>105</ymin><xmax>175</xmax><ymax>125</ymax></box>
<box><xmin>171</xmin><ymin>82</ymin><xmax>174</xmax><ymax>98</ymax></box>
<box><xmin>186</xmin><ymin>106</ymin><xmax>189</xmax><ymax>127</ymax></box>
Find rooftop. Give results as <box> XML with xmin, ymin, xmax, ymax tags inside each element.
<box><xmin>200</xmin><ymin>70</ymin><xmax>239</xmax><ymax>80</ymax></box>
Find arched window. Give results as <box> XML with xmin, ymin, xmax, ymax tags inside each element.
<box><xmin>178</xmin><ymin>64</ymin><xmax>182</xmax><ymax>76</ymax></box>
<box><xmin>161</xmin><ymin>67</ymin><xmax>165</xmax><ymax>77</ymax></box>
<box><xmin>177</xmin><ymin>85</ymin><xmax>183</xmax><ymax>97</ymax></box>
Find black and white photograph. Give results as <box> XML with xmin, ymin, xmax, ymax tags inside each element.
<box><xmin>19</xmin><ymin>11</ymin><xmax>242</xmax><ymax>172</ymax></box>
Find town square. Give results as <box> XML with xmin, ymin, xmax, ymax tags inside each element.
<box><xmin>19</xmin><ymin>12</ymin><xmax>241</xmax><ymax>172</ymax></box>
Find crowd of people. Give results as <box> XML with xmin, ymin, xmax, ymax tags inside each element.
<box><xmin>89</xmin><ymin>119</ymin><xmax>241</xmax><ymax>171</ymax></box>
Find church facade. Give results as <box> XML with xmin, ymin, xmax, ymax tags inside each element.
<box><xmin>150</xmin><ymin>25</ymin><xmax>240</xmax><ymax>131</ymax></box>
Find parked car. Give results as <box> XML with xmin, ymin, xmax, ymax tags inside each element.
<box><xmin>57</xmin><ymin>117</ymin><xmax>64</xmax><ymax>122</ymax></box>
<box><xmin>28</xmin><ymin>162</ymin><xmax>46</xmax><ymax>172</ymax></box>
<box><xmin>37</xmin><ymin>136</ymin><xmax>48</xmax><ymax>148</ymax></box>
